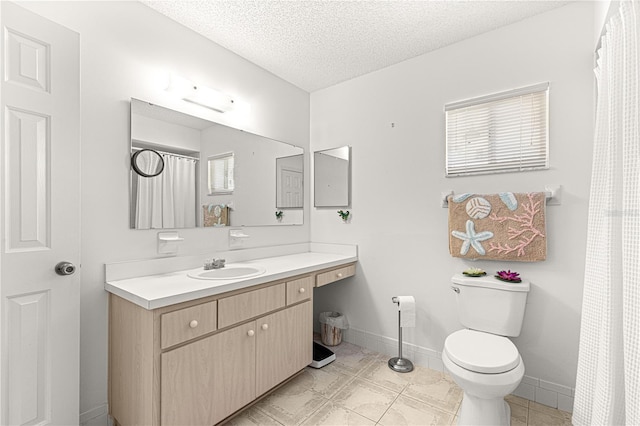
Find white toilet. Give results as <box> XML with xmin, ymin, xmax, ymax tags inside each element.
<box><xmin>442</xmin><ymin>273</ymin><xmax>530</xmax><ymax>426</ymax></box>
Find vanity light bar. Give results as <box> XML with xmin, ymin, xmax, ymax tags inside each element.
<box><xmin>166</xmin><ymin>74</ymin><xmax>235</xmax><ymax>113</ymax></box>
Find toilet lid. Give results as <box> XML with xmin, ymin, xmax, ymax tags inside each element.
<box><xmin>444</xmin><ymin>329</ymin><xmax>520</xmax><ymax>374</ymax></box>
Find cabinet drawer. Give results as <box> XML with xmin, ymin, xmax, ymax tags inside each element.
<box><xmin>161</xmin><ymin>301</ymin><xmax>217</xmax><ymax>349</ymax></box>
<box><xmin>218</xmin><ymin>283</ymin><xmax>285</xmax><ymax>329</ymax></box>
<box><xmin>316</xmin><ymin>263</ymin><xmax>356</xmax><ymax>287</ymax></box>
<box><xmin>286</xmin><ymin>276</ymin><xmax>313</xmax><ymax>305</ymax></box>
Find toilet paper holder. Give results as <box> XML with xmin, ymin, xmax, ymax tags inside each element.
<box><xmin>389</xmin><ymin>296</ymin><xmax>414</xmax><ymax>373</ymax></box>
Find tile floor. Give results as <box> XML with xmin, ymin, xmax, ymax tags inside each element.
<box><xmin>224</xmin><ymin>341</ymin><xmax>573</xmax><ymax>426</ymax></box>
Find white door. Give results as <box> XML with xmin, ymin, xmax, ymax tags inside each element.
<box><xmin>0</xmin><ymin>2</ymin><xmax>80</xmax><ymax>425</ymax></box>
<box><xmin>280</xmin><ymin>168</ymin><xmax>303</xmax><ymax>208</ymax></box>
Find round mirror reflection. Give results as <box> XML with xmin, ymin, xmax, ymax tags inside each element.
<box><xmin>131</xmin><ymin>149</ymin><xmax>164</xmax><ymax>177</ymax></box>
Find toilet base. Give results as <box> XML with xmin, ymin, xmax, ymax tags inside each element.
<box><xmin>457</xmin><ymin>393</ymin><xmax>511</xmax><ymax>426</ymax></box>
<box><xmin>442</xmin><ymin>348</ymin><xmax>524</xmax><ymax>426</ymax></box>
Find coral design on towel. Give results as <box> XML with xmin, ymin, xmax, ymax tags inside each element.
<box><xmin>448</xmin><ymin>192</ymin><xmax>546</xmax><ymax>262</ymax></box>
<box><xmin>487</xmin><ymin>193</ymin><xmax>545</xmax><ymax>257</ymax></box>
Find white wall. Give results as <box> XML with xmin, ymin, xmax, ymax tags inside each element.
<box><xmin>311</xmin><ymin>1</ymin><xmax>594</xmax><ymax>393</ymax></box>
<box><xmin>18</xmin><ymin>1</ymin><xmax>310</xmax><ymax>421</ymax></box>
<box><xmin>131</xmin><ymin>113</ymin><xmax>201</xmax><ymax>152</ymax></box>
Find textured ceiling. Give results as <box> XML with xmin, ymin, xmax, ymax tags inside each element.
<box><xmin>141</xmin><ymin>1</ymin><xmax>570</xmax><ymax>92</ymax></box>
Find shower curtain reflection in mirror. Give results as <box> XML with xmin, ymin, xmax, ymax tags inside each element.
<box><xmin>133</xmin><ymin>152</ymin><xmax>197</xmax><ymax>229</ymax></box>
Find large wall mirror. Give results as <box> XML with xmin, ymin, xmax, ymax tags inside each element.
<box><xmin>130</xmin><ymin>98</ymin><xmax>304</xmax><ymax>229</ymax></box>
<box><xmin>314</xmin><ymin>146</ymin><xmax>351</xmax><ymax>207</ymax></box>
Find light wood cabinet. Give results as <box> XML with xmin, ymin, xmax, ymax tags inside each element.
<box><xmin>109</xmin><ymin>263</ymin><xmax>356</xmax><ymax>425</ymax></box>
<box><xmin>218</xmin><ymin>283</ymin><xmax>285</xmax><ymax>329</ymax></box>
<box><xmin>161</xmin><ymin>300</ymin><xmax>217</xmax><ymax>349</ymax></box>
<box><xmin>160</xmin><ymin>302</ymin><xmax>312</xmax><ymax>425</ymax></box>
<box><xmin>286</xmin><ymin>275</ymin><xmax>313</xmax><ymax>305</ymax></box>
<box><xmin>256</xmin><ymin>301</ymin><xmax>312</xmax><ymax>396</ymax></box>
<box><xmin>161</xmin><ymin>321</ymin><xmax>256</xmax><ymax>425</ymax></box>
<box><xmin>109</xmin><ymin>294</ymin><xmax>154</xmax><ymax>426</ymax></box>
<box><xmin>316</xmin><ymin>263</ymin><xmax>356</xmax><ymax>287</ymax></box>
<box><xmin>109</xmin><ymin>272</ymin><xmax>323</xmax><ymax>426</ymax></box>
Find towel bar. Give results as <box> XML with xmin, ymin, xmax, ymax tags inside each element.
<box><xmin>440</xmin><ymin>185</ymin><xmax>561</xmax><ymax>208</ymax></box>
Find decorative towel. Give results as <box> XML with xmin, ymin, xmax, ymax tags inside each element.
<box><xmin>448</xmin><ymin>192</ymin><xmax>546</xmax><ymax>262</ymax></box>
<box><xmin>203</xmin><ymin>204</ymin><xmax>230</xmax><ymax>227</ymax></box>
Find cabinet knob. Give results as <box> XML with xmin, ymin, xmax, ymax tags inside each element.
<box><xmin>337</xmin><ymin>273</ymin><xmax>343</xmax><ymax>278</ymax></box>
<box><xmin>261</xmin><ymin>323</ymin><xmax>269</xmax><ymax>331</ymax></box>
<box><xmin>247</xmin><ymin>330</ymin><xmax>255</xmax><ymax>337</ymax></box>
<box><xmin>189</xmin><ymin>320</ymin><xmax>198</xmax><ymax>329</ymax></box>
<box><xmin>298</xmin><ymin>287</ymin><xmax>306</xmax><ymax>294</ymax></box>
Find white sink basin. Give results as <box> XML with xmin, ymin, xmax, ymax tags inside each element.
<box><xmin>187</xmin><ymin>265</ymin><xmax>266</xmax><ymax>280</ymax></box>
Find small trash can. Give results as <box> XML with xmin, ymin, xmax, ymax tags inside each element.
<box><xmin>319</xmin><ymin>312</ymin><xmax>349</xmax><ymax>346</ymax></box>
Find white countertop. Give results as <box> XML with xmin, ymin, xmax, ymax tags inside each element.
<box><xmin>105</xmin><ymin>245</ymin><xmax>357</xmax><ymax>310</ymax></box>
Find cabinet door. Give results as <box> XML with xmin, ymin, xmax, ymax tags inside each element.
<box><xmin>256</xmin><ymin>301</ymin><xmax>312</xmax><ymax>396</ymax></box>
<box><xmin>161</xmin><ymin>321</ymin><xmax>257</xmax><ymax>426</ymax></box>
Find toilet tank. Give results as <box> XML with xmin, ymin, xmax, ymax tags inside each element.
<box><xmin>451</xmin><ymin>274</ymin><xmax>530</xmax><ymax>337</ymax></box>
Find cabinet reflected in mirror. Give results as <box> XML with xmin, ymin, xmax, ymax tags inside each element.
<box><xmin>314</xmin><ymin>146</ymin><xmax>351</xmax><ymax>207</ymax></box>
<box><xmin>130</xmin><ymin>98</ymin><xmax>304</xmax><ymax>229</ymax></box>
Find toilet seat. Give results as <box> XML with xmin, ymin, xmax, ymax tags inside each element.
<box><xmin>444</xmin><ymin>329</ymin><xmax>520</xmax><ymax>374</ymax></box>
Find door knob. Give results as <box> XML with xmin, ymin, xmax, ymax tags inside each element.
<box><xmin>55</xmin><ymin>261</ymin><xmax>76</xmax><ymax>276</ymax></box>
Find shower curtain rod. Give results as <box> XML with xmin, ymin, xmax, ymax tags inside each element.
<box><xmin>132</xmin><ymin>146</ymin><xmax>199</xmax><ymax>161</ymax></box>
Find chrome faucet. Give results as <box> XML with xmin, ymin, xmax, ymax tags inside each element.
<box><xmin>204</xmin><ymin>258</ymin><xmax>226</xmax><ymax>270</ymax></box>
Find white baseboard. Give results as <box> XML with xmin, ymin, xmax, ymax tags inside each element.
<box><xmin>341</xmin><ymin>327</ymin><xmax>575</xmax><ymax>413</ymax></box>
<box><xmin>80</xmin><ymin>404</ymin><xmax>109</xmax><ymax>426</ymax></box>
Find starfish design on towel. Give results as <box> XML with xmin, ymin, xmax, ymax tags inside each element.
<box><xmin>451</xmin><ymin>220</ymin><xmax>494</xmax><ymax>255</ymax></box>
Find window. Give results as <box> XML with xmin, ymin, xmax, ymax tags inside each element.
<box><xmin>208</xmin><ymin>152</ymin><xmax>234</xmax><ymax>194</ymax></box>
<box><xmin>445</xmin><ymin>82</ymin><xmax>549</xmax><ymax>177</ymax></box>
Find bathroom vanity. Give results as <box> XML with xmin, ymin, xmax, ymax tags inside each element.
<box><xmin>105</xmin><ymin>244</ymin><xmax>356</xmax><ymax>426</ymax></box>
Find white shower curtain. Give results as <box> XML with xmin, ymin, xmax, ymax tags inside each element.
<box><xmin>573</xmin><ymin>2</ymin><xmax>639</xmax><ymax>425</ymax></box>
<box><xmin>135</xmin><ymin>153</ymin><xmax>197</xmax><ymax>229</ymax></box>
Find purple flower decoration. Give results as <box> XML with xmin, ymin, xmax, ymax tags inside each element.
<box><xmin>495</xmin><ymin>270</ymin><xmax>522</xmax><ymax>283</ymax></box>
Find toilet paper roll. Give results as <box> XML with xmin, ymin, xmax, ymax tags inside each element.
<box><xmin>396</xmin><ymin>295</ymin><xmax>416</xmax><ymax>328</ymax></box>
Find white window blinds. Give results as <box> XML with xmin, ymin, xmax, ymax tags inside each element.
<box><xmin>445</xmin><ymin>82</ymin><xmax>549</xmax><ymax>177</ymax></box>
